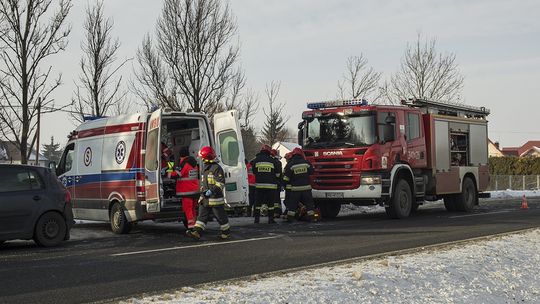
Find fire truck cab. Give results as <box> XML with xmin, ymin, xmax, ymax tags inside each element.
<box><xmin>55</xmin><ymin>108</ymin><xmax>248</xmax><ymax>233</ymax></box>
<box><xmin>298</xmin><ymin>99</ymin><xmax>490</xmax><ymax>219</ymax></box>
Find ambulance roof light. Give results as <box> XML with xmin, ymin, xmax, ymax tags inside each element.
<box><xmin>307</xmin><ymin>99</ymin><xmax>368</xmax><ymax>110</ymax></box>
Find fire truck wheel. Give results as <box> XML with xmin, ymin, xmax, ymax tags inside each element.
<box><xmin>320</xmin><ymin>203</ymin><xmax>341</xmax><ymax>219</ymax></box>
<box><xmin>386</xmin><ymin>179</ymin><xmax>412</xmax><ymax>219</ymax></box>
<box><xmin>455</xmin><ymin>177</ymin><xmax>476</xmax><ymax>212</ymax></box>
<box><xmin>110</xmin><ymin>202</ymin><xmax>132</xmax><ymax>234</ymax></box>
<box><xmin>33</xmin><ymin>212</ymin><xmax>67</xmax><ymax>247</ymax></box>
<box><xmin>444</xmin><ymin>196</ymin><xmax>457</xmax><ymax>212</ymax></box>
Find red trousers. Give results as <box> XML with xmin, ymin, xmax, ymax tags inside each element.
<box><xmin>182</xmin><ymin>197</ymin><xmax>198</xmax><ymax>229</ymax></box>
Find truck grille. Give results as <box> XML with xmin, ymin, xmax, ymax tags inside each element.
<box><xmin>310</xmin><ymin>157</ymin><xmax>359</xmax><ymax>189</ymax></box>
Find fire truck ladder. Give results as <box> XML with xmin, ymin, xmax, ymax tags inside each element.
<box><xmin>401</xmin><ymin>98</ymin><xmax>490</xmax><ymax>119</ymax></box>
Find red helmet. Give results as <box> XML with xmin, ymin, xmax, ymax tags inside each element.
<box><xmin>271</xmin><ymin>149</ymin><xmax>278</xmax><ymax>157</ymax></box>
<box><xmin>198</xmin><ymin>146</ymin><xmax>217</xmax><ymax>161</ymax></box>
<box><xmin>284</xmin><ymin>152</ymin><xmax>292</xmax><ymax>160</ymax></box>
<box><xmin>292</xmin><ymin>147</ymin><xmax>305</xmax><ymax>157</ymax></box>
<box><xmin>260</xmin><ymin>144</ymin><xmax>272</xmax><ymax>153</ymax></box>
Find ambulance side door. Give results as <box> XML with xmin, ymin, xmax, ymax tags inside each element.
<box><xmin>213</xmin><ymin>110</ymin><xmax>248</xmax><ymax>206</ymax></box>
<box><xmin>144</xmin><ymin>110</ymin><xmax>162</xmax><ymax>212</ymax></box>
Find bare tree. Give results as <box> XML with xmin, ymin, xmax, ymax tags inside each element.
<box><xmin>261</xmin><ymin>81</ymin><xmax>289</xmax><ymax>146</ymax></box>
<box><xmin>0</xmin><ymin>0</ymin><xmax>72</xmax><ymax>164</ymax></box>
<box><xmin>337</xmin><ymin>55</ymin><xmax>381</xmax><ymax>101</ymax></box>
<box><xmin>387</xmin><ymin>34</ymin><xmax>464</xmax><ymax>103</ymax></box>
<box><xmin>72</xmin><ymin>1</ymin><xmax>129</xmax><ymax>121</ymax></box>
<box><xmin>134</xmin><ymin>0</ymin><xmax>241</xmax><ymax>113</ymax></box>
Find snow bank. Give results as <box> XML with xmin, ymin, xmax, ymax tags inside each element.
<box><xmin>125</xmin><ymin>229</ymin><xmax>540</xmax><ymax>304</ymax></box>
<box><xmin>489</xmin><ymin>189</ymin><xmax>540</xmax><ymax>199</ymax></box>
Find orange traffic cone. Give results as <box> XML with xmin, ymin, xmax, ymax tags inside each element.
<box><xmin>521</xmin><ymin>195</ymin><xmax>529</xmax><ymax>210</ymax></box>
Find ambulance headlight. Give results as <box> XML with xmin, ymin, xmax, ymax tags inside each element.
<box><xmin>361</xmin><ymin>176</ymin><xmax>381</xmax><ymax>185</ymax></box>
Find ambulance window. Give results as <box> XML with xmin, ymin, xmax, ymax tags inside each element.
<box><xmin>57</xmin><ymin>143</ymin><xmax>75</xmax><ymax>176</ymax></box>
<box><xmin>145</xmin><ymin>129</ymin><xmax>159</xmax><ymax>171</ymax></box>
<box><xmin>406</xmin><ymin>113</ymin><xmax>421</xmax><ymax>140</ymax></box>
<box><xmin>218</xmin><ymin>130</ymin><xmax>239</xmax><ymax>167</ymax></box>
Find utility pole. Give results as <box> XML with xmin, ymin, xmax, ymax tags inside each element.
<box><xmin>35</xmin><ymin>97</ymin><xmax>41</xmax><ymax>166</ymax></box>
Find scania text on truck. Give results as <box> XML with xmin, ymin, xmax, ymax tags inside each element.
<box><xmin>297</xmin><ymin>98</ymin><xmax>490</xmax><ymax>219</ymax></box>
<box><xmin>55</xmin><ymin>109</ymin><xmax>248</xmax><ymax>233</ymax></box>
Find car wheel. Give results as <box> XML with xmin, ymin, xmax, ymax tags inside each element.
<box><xmin>320</xmin><ymin>203</ymin><xmax>341</xmax><ymax>219</ymax></box>
<box><xmin>444</xmin><ymin>195</ymin><xmax>457</xmax><ymax>212</ymax></box>
<box><xmin>455</xmin><ymin>177</ymin><xmax>476</xmax><ymax>212</ymax></box>
<box><xmin>110</xmin><ymin>202</ymin><xmax>132</xmax><ymax>234</ymax></box>
<box><xmin>385</xmin><ymin>179</ymin><xmax>412</xmax><ymax>219</ymax></box>
<box><xmin>33</xmin><ymin>212</ymin><xmax>67</xmax><ymax>247</ymax></box>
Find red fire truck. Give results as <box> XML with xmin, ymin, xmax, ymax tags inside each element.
<box><xmin>298</xmin><ymin>98</ymin><xmax>490</xmax><ymax>219</ymax></box>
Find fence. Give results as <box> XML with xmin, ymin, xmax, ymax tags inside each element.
<box><xmin>488</xmin><ymin>175</ymin><xmax>540</xmax><ymax>191</ymax></box>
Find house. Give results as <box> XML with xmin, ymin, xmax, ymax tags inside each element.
<box><xmin>500</xmin><ymin>141</ymin><xmax>540</xmax><ymax>157</ymax></box>
<box><xmin>0</xmin><ymin>141</ymin><xmax>48</xmax><ymax>166</ymax></box>
<box><xmin>488</xmin><ymin>139</ymin><xmax>504</xmax><ymax>157</ymax></box>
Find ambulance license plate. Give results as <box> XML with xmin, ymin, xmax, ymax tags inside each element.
<box><xmin>326</xmin><ymin>192</ymin><xmax>344</xmax><ymax>199</ymax></box>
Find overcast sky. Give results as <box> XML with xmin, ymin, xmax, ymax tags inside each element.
<box><xmin>40</xmin><ymin>0</ymin><xmax>540</xmax><ymax>149</ymax></box>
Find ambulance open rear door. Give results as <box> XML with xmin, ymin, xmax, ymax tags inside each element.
<box><xmin>144</xmin><ymin>109</ymin><xmax>162</xmax><ymax>213</ymax></box>
<box><xmin>213</xmin><ymin>110</ymin><xmax>249</xmax><ymax>207</ymax></box>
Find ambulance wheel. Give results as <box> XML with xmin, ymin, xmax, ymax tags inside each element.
<box><xmin>320</xmin><ymin>203</ymin><xmax>341</xmax><ymax>219</ymax></box>
<box><xmin>455</xmin><ymin>177</ymin><xmax>476</xmax><ymax>212</ymax></box>
<box><xmin>110</xmin><ymin>202</ymin><xmax>132</xmax><ymax>234</ymax></box>
<box><xmin>444</xmin><ymin>196</ymin><xmax>457</xmax><ymax>212</ymax></box>
<box><xmin>385</xmin><ymin>179</ymin><xmax>412</xmax><ymax>219</ymax></box>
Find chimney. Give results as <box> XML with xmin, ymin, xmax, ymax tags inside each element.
<box><xmin>495</xmin><ymin>142</ymin><xmax>500</xmax><ymax>149</ymax></box>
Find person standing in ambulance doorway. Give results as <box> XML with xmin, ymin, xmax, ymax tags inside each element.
<box><xmin>270</xmin><ymin>149</ymin><xmax>283</xmax><ymax>219</ymax></box>
<box><xmin>250</xmin><ymin>144</ymin><xmax>279</xmax><ymax>224</ymax></box>
<box><xmin>245</xmin><ymin>159</ymin><xmax>256</xmax><ymax>217</ymax></box>
<box><xmin>174</xmin><ymin>147</ymin><xmax>200</xmax><ymax>235</ymax></box>
<box><xmin>186</xmin><ymin>146</ymin><xmax>231</xmax><ymax>240</ymax></box>
<box><xmin>283</xmin><ymin>147</ymin><xmax>316</xmax><ymax>222</ymax></box>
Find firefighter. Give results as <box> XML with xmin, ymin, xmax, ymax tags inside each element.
<box><xmin>174</xmin><ymin>147</ymin><xmax>200</xmax><ymax>233</ymax></box>
<box><xmin>270</xmin><ymin>149</ymin><xmax>283</xmax><ymax>219</ymax></box>
<box><xmin>187</xmin><ymin>146</ymin><xmax>230</xmax><ymax>240</ymax></box>
<box><xmin>250</xmin><ymin>144</ymin><xmax>279</xmax><ymax>224</ymax></box>
<box><xmin>246</xmin><ymin>158</ymin><xmax>256</xmax><ymax>217</ymax></box>
<box><xmin>282</xmin><ymin>152</ymin><xmax>293</xmax><ymax>219</ymax></box>
<box><xmin>283</xmin><ymin>147</ymin><xmax>316</xmax><ymax>222</ymax></box>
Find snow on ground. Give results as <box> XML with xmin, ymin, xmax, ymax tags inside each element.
<box><xmin>124</xmin><ymin>229</ymin><xmax>540</xmax><ymax>304</ymax></box>
<box><xmin>489</xmin><ymin>190</ymin><xmax>540</xmax><ymax>199</ymax></box>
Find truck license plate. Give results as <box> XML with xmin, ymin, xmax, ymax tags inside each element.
<box><xmin>326</xmin><ymin>192</ymin><xmax>344</xmax><ymax>199</ymax></box>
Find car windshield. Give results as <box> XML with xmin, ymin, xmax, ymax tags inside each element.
<box><xmin>304</xmin><ymin>113</ymin><xmax>377</xmax><ymax>148</ymax></box>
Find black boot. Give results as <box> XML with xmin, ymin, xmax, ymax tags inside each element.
<box><xmin>220</xmin><ymin>229</ymin><xmax>231</xmax><ymax>240</ymax></box>
<box><xmin>186</xmin><ymin>227</ymin><xmax>202</xmax><ymax>240</ymax></box>
<box><xmin>254</xmin><ymin>209</ymin><xmax>260</xmax><ymax>224</ymax></box>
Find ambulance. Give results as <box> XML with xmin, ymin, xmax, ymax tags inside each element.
<box><xmin>55</xmin><ymin>108</ymin><xmax>248</xmax><ymax>233</ymax></box>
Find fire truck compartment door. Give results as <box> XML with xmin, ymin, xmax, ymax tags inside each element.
<box><xmin>213</xmin><ymin>110</ymin><xmax>248</xmax><ymax>206</ymax></box>
<box><xmin>144</xmin><ymin>109</ymin><xmax>162</xmax><ymax>212</ymax></box>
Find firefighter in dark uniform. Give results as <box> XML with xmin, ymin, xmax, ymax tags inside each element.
<box><xmin>270</xmin><ymin>149</ymin><xmax>283</xmax><ymax>219</ymax></box>
<box><xmin>187</xmin><ymin>146</ymin><xmax>231</xmax><ymax>240</ymax></box>
<box><xmin>250</xmin><ymin>144</ymin><xmax>279</xmax><ymax>224</ymax></box>
<box><xmin>283</xmin><ymin>147</ymin><xmax>316</xmax><ymax>222</ymax></box>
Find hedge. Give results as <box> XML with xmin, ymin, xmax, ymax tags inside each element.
<box><xmin>489</xmin><ymin>156</ymin><xmax>540</xmax><ymax>175</ymax></box>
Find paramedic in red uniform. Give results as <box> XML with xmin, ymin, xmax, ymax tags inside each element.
<box><xmin>175</xmin><ymin>147</ymin><xmax>200</xmax><ymax>233</ymax></box>
<box><xmin>246</xmin><ymin>158</ymin><xmax>256</xmax><ymax>216</ymax></box>
<box><xmin>187</xmin><ymin>146</ymin><xmax>231</xmax><ymax>240</ymax></box>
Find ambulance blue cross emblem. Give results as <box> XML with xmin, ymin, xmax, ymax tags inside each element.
<box><xmin>115</xmin><ymin>141</ymin><xmax>126</xmax><ymax>164</ymax></box>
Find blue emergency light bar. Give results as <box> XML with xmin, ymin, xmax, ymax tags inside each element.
<box><xmin>307</xmin><ymin>99</ymin><xmax>368</xmax><ymax>110</ymax></box>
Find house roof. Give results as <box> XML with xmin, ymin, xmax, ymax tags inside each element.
<box><xmin>500</xmin><ymin>141</ymin><xmax>540</xmax><ymax>157</ymax></box>
<box><xmin>0</xmin><ymin>141</ymin><xmax>48</xmax><ymax>162</ymax></box>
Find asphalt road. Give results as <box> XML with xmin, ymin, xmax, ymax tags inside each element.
<box><xmin>1</xmin><ymin>199</ymin><xmax>539</xmax><ymax>304</ymax></box>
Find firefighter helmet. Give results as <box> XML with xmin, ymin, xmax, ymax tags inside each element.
<box><xmin>271</xmin><ymin>149</ymin><xmax>279</xmax><ymax>157</ymax></box>
<box><xmin>284</xmin><ymin>152</ymin><xmax>292</xmax><ymax>160</ymax></box>
<box><xmin>198</xmin><ymin>146</ymin><xmax>217</xmax><ymax>161</ymax></box>
<box><xmin>291</xmin><ymin>147</ymin><xmax>305</xmax><ymax>157</ymax></box>
<box><xmin>260</xmin><ymin>144</ymin><xmax>272</xmax><ymax>153</ymax></box>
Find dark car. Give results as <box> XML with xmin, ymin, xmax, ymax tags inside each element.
<box><xmin>0</xmin><ymin>164</ymin><xmax>74</xmax><ymax>247</ymax></box>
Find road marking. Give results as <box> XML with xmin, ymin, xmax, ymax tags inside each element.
<box><xmin>449</xmin><ymin>210</ymin><xmax>510</xmax><ymax>218</ymax></box>
<box><xmin>110</xmin><ymin>236</ymin><xmax>280</xmax><ymax>257</ymax></box>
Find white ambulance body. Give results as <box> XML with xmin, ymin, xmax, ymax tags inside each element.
<box><xmin>56</xmin><ymin>109</ymin><xmax>248</xmax><ymax>233</ymax></box>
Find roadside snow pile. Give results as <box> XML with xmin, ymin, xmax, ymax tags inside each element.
<box><xmin>126</xmin><ymin>229</ymin><xmax>540</xmax><ymax>304</ymax></box>
<box><xmin>489</xmin><ymin>190</ymin><xmax>540</xmax><ymax>199</ymax></box>
<box><xmin>339</xmin><ymin>203</ymin><xmax>385</xmax><ymax>216</ymax></box>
